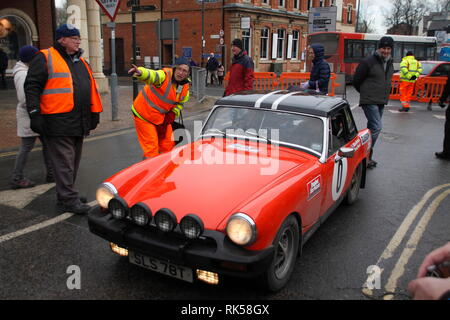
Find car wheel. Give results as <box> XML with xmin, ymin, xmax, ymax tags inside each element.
<box><xmin>260</xmin><ymin>215</ymin><xmax>299</xmax><ymax>292</ymax></box>
<box><xmin>345</xmin><ymin>162</ymin><xmax>362</xmax><ymax>205</ymax></box>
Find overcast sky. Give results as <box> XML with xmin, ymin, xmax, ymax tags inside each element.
<box><xmin>362</xmin><ymin>0</ymin><xmax>392</xmax><ymax>34</ymax></box>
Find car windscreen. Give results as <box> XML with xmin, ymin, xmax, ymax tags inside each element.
<box><xmin>202</xmin><ymin>106</ymin><xmax>324</xmax><ymax>155</ymax></box>
<box><xmin>420</xmin><ymin>62</ymin><xmax>437</xmax><ymax>75</ymax></box>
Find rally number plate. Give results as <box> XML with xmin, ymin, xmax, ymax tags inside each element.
<box><xmin>129</xmin><ymin>251</ymin><xmax>193</xmax><ymax>283</ymax></box>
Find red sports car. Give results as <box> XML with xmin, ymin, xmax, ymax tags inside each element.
<box><xmin>88</xmin><ymin>90</ymin><xmax>371</xmax><ymax>291</ymax></box>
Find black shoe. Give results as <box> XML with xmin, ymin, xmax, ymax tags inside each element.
<box><xmin>367</xmin><ymin>159</ymin><xmax>378</xmax><ymax>169</ymax></box>
<box><xmin>398</xmin><ymin>107</ymin><xmax>409</xmax><ymax>112</ymax></box>
<box><xmin>58</xmin><ymin>202</ymin><xmax>91</xmax><ymax>214</ymax></box>
<box><xmin>46</xmin><ymin>174</ymin><xmax>55</xmax><ymax>183</ymax></box>
<box><xmin>435</xmin><ymin>152</ymin><xmax>450</xmax><ymax>160</ymax></box>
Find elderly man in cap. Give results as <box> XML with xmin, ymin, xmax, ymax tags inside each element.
<box><xmin>24</xmin><ymin>24</ymin><xmax>103</xmax><ymax>214</ymax></box>
<box><xmin>224</xmin><ymin>38</ymin><xmax>254</xmax><ymax>96</ymax></box>
<box><xmin>128</xmin><ymin>56</ymin><xmax>191</xmax><ymax>159</ymax></box>
<box><xmin>353</xmin><ymin>36</ymin><xmax>395</xmax><ymax>169</ymax></box>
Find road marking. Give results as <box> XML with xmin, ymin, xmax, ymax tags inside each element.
<box><xmin>382</xmin><ymin>188</ymin><xmax>450</xmax><ymax>300</ymax></box>
<box><xmin>362</xmin><ymin>183</ymin><xmax>450</xmax><ymax>297</ymax></box>
<box><xmin>0</xmin><ymin>200</ymin><xmax>97</xmax><ymax>244</ymax></box>
<box><xmin>0</xmin><ymin>183</ymin><xmax>55</xmax><ymax>208</ymax></box>
<box><xmin>0</xmin><ymin>129</ymin><xmax>136</xmax><ymax>159</ymax></box>
<box><xmin>433</xmin><ymin>115</ymin><xmax>445</xmax><ymax>120</ymax></box>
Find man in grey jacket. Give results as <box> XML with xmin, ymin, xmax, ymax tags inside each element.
<box><xmin>353</xmin><ymin>36</ymin><xmax>394</xmax><ymax>169</ymax></box>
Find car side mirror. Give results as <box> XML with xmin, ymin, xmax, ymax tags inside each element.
<box><xmin>335</xmin><ymin>147</ymin><xmax>355</xmax><ymax>162</ymax></box>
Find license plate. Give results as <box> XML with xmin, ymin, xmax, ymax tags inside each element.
<box><xmin>129</xmin><ymin>251</ymin><xmax>193</xmax><ymax>283</ymax></box>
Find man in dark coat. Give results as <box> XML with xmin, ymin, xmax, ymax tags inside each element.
<box><xmin>24</xmin><ymin>24</ymin><xmax>102</xmax><ymax>214</ymax></box>
<box><xmin>353</xmin><ymin>36</ymin><xmax>394</xmax><ymax>169</ymax></box>
<box><xmin>304</xmin><ymin>44</ymin><xmax>330</xmax><ymax>94</ymax></box>
<box><xmin>224</xmin><ymin>38</ymin><xmax>254</xmax><ymax>96</ymax></box>
<box><xmin>436</xmin><ymin>72</ymin><xmax>450</xmax><ymax>160</ymax></box>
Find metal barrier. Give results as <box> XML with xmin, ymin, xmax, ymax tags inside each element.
<box><xmin>389</xmin><ymin>76</ymin><xmax>447</xmax><ymax>106</ymax></box>
<box><xmin>223</xmin><ymin>71</ymin><xmax>341</xmax><ymax>96</ymax></box>
<box><xmin>190</xmin><ymin>67</ymin><xmax>207</xmax><ymax>102</ymax></box>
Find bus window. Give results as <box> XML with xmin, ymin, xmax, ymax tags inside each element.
<box><xmin>309</xmin><ymin>33</ymin><xmax>339</xmax><ymax>55</ymax></box>
<box><xmin>393</xmin><ymin>43</ymin><xmax>402</xmax><ymax>62</ymax></box>
<box><xmin>353</xmin><ymin>42</ymin><xmax>363</xmax><ymax>58</ymax></box>
<box><xmin>415</xmin><ymin>45</ymin><xmax>426</xmax><ymax>60</ymax></box>
<box><xmin>364</xmin><ymin>42</ymin><xmax>376</xmax><ymax>57</ymax></box>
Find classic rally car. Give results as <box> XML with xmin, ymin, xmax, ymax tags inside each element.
<box><xmin>88</xmin><ymin>90</ymin><xmax>371</xmax><ymax>291</ymax></box>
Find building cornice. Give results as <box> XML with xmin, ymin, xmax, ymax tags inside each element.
<box><xmin>223</xmin><ymin>3</ymin><xmax>308</xmax><ymax>21</ymax></box>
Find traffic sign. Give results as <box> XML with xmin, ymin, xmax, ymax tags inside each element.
<box><xmin>95</xmin><ymin>0</ymin><xmax>121</xmax><ymax>21</ymax></box>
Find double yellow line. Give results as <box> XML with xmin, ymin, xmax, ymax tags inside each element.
<box><xmin>362</xmin><ymin>183</ymin><xmax>450</xmax><ymax>299</ymax></box>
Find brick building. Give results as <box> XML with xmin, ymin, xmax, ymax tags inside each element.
<box><xmin>0</xmin><ymin>1</ymin><xmax>356</xmax><ymax>79</ymax></box>
<box><xmin>0</xmin><ymin>0</ymin><xmax>108</xmax><ymax>92</ymax></box>
<box><xmin>102</xmin><ymin>0</ymin><xmax>356</xmax><ymax>74</ymax></box>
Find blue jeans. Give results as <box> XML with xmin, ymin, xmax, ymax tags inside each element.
<box><xmin>361</xmin><ymin>104</ymin><xmax>384</xmax><ymax>149</ymax></box>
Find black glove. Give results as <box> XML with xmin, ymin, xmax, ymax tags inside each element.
<box><xmin>410</xmin><ymin>75</ymin><xmax>417</xmax><ymax>81</ymax></box>
<box><xmin>90</xmin><ymin>112</ymin><xmax>100</xmax><ymax>130</ymax></box>
<box><xmin>29</xmin><ymin>108</ymin><xmax>46</xmax><ymax>135</ymax></box>
<box><xmin>439</xmin><ymin>101</ymin><xmax>447</xmax><ymax>109</ymax></box>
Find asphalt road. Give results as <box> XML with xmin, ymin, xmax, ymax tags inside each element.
<box><xmin>0</xmin><ymin>86</ymin><xmax>449</xmax><ymax>302</ymax></box>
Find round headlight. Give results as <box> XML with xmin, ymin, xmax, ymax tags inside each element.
<box><xmin>96</xmin><ymin>182</ymin><xmax>117</xmax><ymax>209</ymax></box>
<box><xmin>108</xmin><ymin>197</ymin><xmax>128</xmax><ymax>220</ymax></box>
<box><xmin>130</xmin><ymin>202</ymin><xmax>152</xmax><ymax>226</ymax></box>
<box><xmin>226</xmin><ymin>213</ymin><xmax>256</xmax><ymax>246</ymax></box>
<box><xmin>154</xmin><ymin>208</ymin><xmax>177</xmax><ymax>232</ymax></box>
<box><xmin>180</xmin><ymin>214</ymin><xmax>204</xmax><ymax>239</ymax></box>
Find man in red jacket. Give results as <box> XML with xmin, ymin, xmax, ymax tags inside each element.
<box><xmin>224</xmin><ymin>38</ymin><xmax>254</xmax><ymax>96</ymax></box>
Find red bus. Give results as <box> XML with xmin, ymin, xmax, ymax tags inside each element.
<box><xmin>307</xmin><ymin>32</ymin><xmax>438</xmax><ymax>82</ymax></box>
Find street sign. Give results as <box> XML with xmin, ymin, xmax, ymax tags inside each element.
<box><xmin>308</xmin><ymin>6</ymin><xmax>337</xmax><ymax>33</ymax></box>
<box><xmin>96</xmin><ymin>0</ymin><xmax>121</xmax><ymax>21</ymax></box>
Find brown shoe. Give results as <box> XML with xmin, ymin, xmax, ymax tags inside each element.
<box><xmin>10</xmin><ymin>178</ymin><xmax>36</xmax><ymax>190</ymax></box>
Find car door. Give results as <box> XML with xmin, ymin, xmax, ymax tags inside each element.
<box><xmin>320</xmin><ymin>105</ymin><xmax>360</xmax><ymax>218</ymax></box>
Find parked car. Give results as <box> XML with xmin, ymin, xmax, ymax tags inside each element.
<box><xmin>88</xmin><ymin>90</ymin><xmax>371</xmax><ymax>291</ymax></box>
<box><xmin>419</xmin><ymin>61</ymin><xmax>450</xmax><ymax>78</ymax></box>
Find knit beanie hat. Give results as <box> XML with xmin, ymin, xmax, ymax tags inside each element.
<box><xmin>19</xmin><ymin>45</ymin><xmax>39</xmax><ymax>63</ymax></box>
<box><xmin>174</xmin><ymin>56</ymin><xmax>189</xmax><ymax>67</ymax></box>
<box><xmin>378</xmin><ymin>36</ymin><xmax>394</xmax><ymax>49</ymax></box>
<box><xmin>55</xmin><ymin>24</ymin><xmax>80</xmax><ymax>40</ymax></box>
<box><xmin>231</xmin><ymin>38</ymin><xmax>243</xmax><ymax>50</ymax></box>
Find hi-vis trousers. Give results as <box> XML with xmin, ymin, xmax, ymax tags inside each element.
<box><xmin>134</xmin><ymin>116</ymin><xmax>174</xmax><ymax>159</ymax></box>
<box><xmin>400</xmin><ymin>81</ymin><xmax>415</xmax><ymax>109</ymax></box>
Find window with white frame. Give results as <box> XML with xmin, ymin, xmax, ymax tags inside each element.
<box><xmin>242</xmin><ymin>29</ymin><xmax>251</xmax><ymax>56</ymax></box>
<box><xmin>262</xmin><ymin>0</ymin><xmax>270</xmax><ymax>4</ymax></box>
<box><xmin>293</xmin><ymin>0</ymin><xmax>299</xmax><ymax>9</ymax></box>
<box><xmin>278</xmin><ymin>0</ymin><xmax>285</xmax><ymax>7</ymax></box>
<box><xmin>307</xmin><ymin>0</ymin><xmax>313</xmax><ymax>10</ymax></box>
<box><xmin>260</xmin><ymin>28</ymin><xmax>269</xmax><ymax>60</ymax></box>
<box><xmin>277</xmin><ymin>28</ymin><xmax>285</xmax><ymax>59</ymax></box>
<box><xmin>287</xmin><ymin>30</ymin><xmax>300</xmax><ymax>60</ymax></box>
<box><xmin>347</xmin><ymin>5</ymin><xmax>353</xmax><ymax>24</ymax></box>
<box><xmin>319</xmin><ymin>0</ymin><xmax>324</xmax><ymax>7</ymax></box>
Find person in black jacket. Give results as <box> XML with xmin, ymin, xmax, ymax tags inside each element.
<box><xmin>436</xmin><ymin>72</ymin><xmax>450</xmax><ymax>160</ymax></box>
<box><xmin>353</xmin><ymin>36</ymin><xmax>394</xmax><ymax>169</ymax></box>
<box><xmin>302</xmin><ymin>44</ymin><xmax>330</xmax><ymax>94</ymax></box>
<box><xmin>24</xmin><ymin>24</ymin><xmax>103</xmax><ymax>214</ymax></box>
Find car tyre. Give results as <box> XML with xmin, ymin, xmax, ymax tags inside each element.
<box><xmin>345</xmin><ymin>162</ymin><xmax>362</xmax><ymax>205</ymax></box>
<box><xmin>260</xmin><ymin>215</ymin><xmax>299</xmax><ymax>292</ymax></box>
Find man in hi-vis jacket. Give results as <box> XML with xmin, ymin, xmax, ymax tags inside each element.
<box><xmin>24</xmin><ymin>24</ymin><xmax>103</xmax><ymax>214</ymax></box>
<box><xmin>128</xmin><ymin>57</ymin><xmax>190</xmax><ymax>159</ymax></box>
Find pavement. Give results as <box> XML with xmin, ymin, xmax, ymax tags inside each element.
<box><xmin>0</xmin><ymin>76</ymin><xmax>224</xmax><ymax>153</ymax></box>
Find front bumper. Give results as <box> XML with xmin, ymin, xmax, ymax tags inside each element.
<box><xmin>88</xmin><ymin>206</ymin><xmax>274</xmax><ymax>279</ymax></box>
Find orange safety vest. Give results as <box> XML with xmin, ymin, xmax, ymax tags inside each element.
<box><xmin>40</xmin><ymin>47</ymin><xmax>103</xmax><ymax>114</ymax></box>
<box><xmin>132</xmin><ymin>68</ymin><xmax>189</xmax><ymax>125</ymax></box>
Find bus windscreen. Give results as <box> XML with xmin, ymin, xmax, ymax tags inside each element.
<box><xmin>309</xmin><ymin>33</ymin><xmax>339</xmax><ymax>55</ymax></box>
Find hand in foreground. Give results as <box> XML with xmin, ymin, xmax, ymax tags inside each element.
<box><xmin>408</xmin><ymin>277</ymin><xmax>450</xmax><ymax>300</ymax></box>
<box><xmin>128</xmin><ymin>64</ymin><xmax>142</xmax><ymax>77</ymax></box>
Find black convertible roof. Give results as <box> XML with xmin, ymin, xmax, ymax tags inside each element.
<box><xmin>214</xmin><ymin>90</ymin><xmax>348</xmax><ymax>117</ymax></box>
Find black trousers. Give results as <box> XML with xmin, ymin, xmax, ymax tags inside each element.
<box><xmin>444</xmin><ymin>106</ymin><xmax>450</xmax><ymax>154</ymax></box>
<box><xmin>44</xmin><ymin>136</ymin><xmax>84</xmax><ymax>206</ymax></box>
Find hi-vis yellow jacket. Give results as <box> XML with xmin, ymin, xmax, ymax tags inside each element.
<box><xmin>400</xmin><ymin>55</ymin><xmax>422</xmax><ymax>83</ymax></box>
<box><xmin>132</xmin><ymin>67</ymin><xmax>190</xmax><ymax>125</ymax></box>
